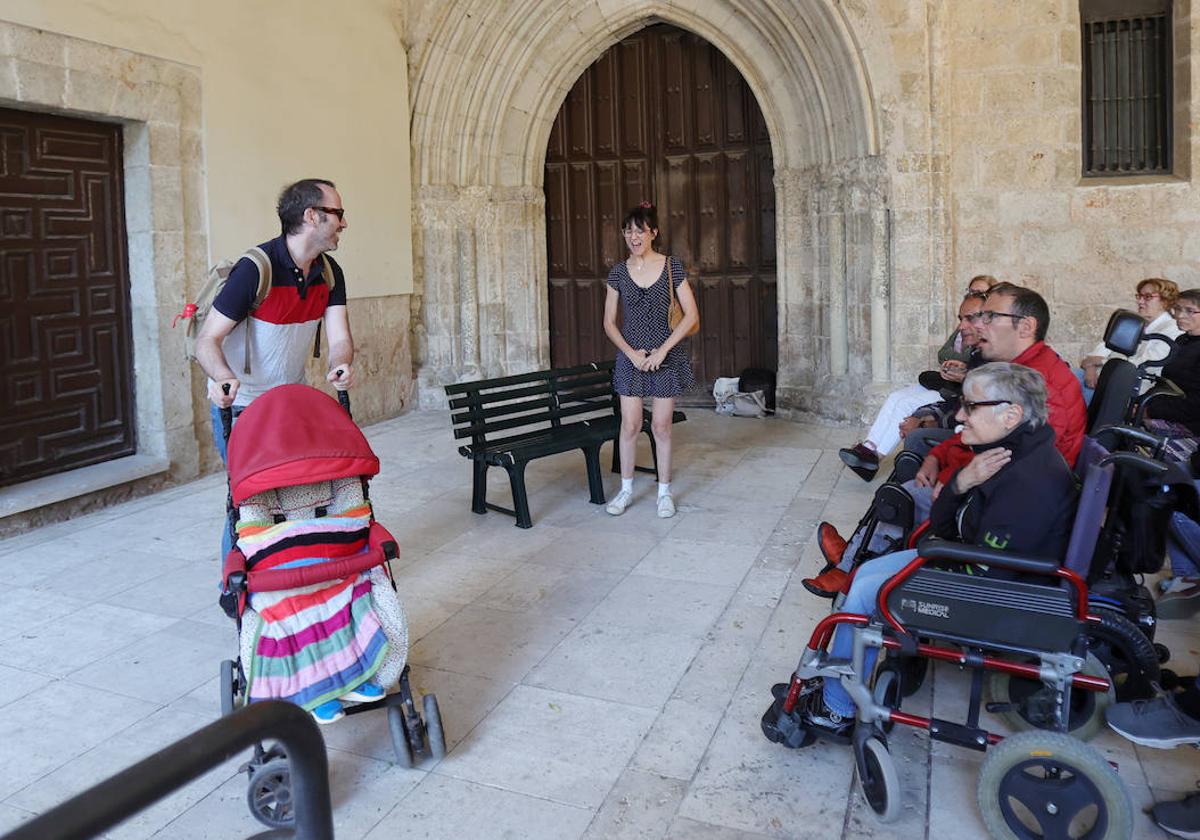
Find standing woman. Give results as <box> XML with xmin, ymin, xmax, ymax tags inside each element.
<box><xmin>603</xmin><ymin>202</ymin><xmax>698</xmax><ymax>518</ymax></box>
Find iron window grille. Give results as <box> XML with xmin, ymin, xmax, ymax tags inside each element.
<box><xmin>1081</xmin><ymin>0</ymin><xmax>1172</xmax><ymax>176</ymax></box>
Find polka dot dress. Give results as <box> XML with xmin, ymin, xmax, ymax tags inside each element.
<box><xmin>607</xmin><ymin>255</ymin><xmax>695</xmax><ymax>398</ymax></box>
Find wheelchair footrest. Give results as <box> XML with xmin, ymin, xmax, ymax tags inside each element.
<box><xmin>928</xmin><ymin>717</ymin><xmax>990</xmax><ymax>752</ymax></box>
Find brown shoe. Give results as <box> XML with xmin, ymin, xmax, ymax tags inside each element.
<box><xmin>817</xmin><ymin>522</ymin><xmax>847</xmax><ymax>570</ymax></box>
<box><xmin>838</xmin><ymin>443</ymin><xmax>880</xmax><ymax>482</ymax></box>
<box><xmin>802</xmin><ymin>567</ymin><xmax>850</xmax><ymax>599</ymax></box>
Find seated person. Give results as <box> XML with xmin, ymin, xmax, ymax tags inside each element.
<box><xmin>1143</xmin><ymin>288</ymin><xmax>1200</xmax><ymax>455</ymax></box>
<box><xmin>839</xmin><ymin>275</ymin><xmax>994</xmax><ymax>481</ymax></box>
<box><xmin>1077</xmin><ymin>277</ymin><xmax>1181</xmax><ymax>405</ymax></box>
<box><xmin>794</xmin><ymin>363</ymin><xmax>1078</xmax><ymax>736</ymax></box>
<box><xmin>807</xmin><ymin>284</ymin><xmax>1086</xmax><ymax>596</ymax></box>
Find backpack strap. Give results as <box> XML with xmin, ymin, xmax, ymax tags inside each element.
<box><xmin>312</xmin><ymin>254</ymin><xmax>338</xmax><ymax>359</ymax></box>
<box><xmin>240</xmin><ymin>247</ymin><xmax>272</xmax><ymax>375</ymax></box>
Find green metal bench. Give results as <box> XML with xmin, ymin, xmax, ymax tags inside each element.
<box><xmin>444</xmin><ymin>360</ymin><xmax>685</xmax><ymax>528</ymax></box>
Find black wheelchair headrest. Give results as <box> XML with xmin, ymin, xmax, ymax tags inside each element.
<box><xmin>1103</xmin><ymin>309</ymin><xmax>1145</xmax><ymax>357</ymax></box>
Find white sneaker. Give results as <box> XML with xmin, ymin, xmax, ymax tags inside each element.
<box><xmin>606</xmin><ymin>489</ymin><xmax>633</xmax><ymax>516</ymax></box>
<box><xmin>657</xmin><ymin>494</ymin><xmax>676</xmax><ymax>518</ymax></box>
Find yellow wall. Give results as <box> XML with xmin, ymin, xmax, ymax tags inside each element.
<box><xmin>2</xmin><ymin>0</ymin><xmax>413</xmax><ymax>298</ymax></box>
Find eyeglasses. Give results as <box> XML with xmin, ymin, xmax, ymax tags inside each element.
<box><xmin>971</xmin><ymin>310</ymin><xmax>1026</xmax><ymax>326</ymax></box>
<box><xmin>960</xmin><ymin>398</ymin><xmax>1010</xmax><ymax>415</ymax></box>
<box><xmin>312</xmin><ymin>206</ymin><xmax>345</xmax><ymax>220</ymax></box>
<box><xmin>1172</xmin><ymin>306</ymin><xmax>1200</xmax><ymax>317</ymax></box>
<box><xmin>1135</xmin><ymin>292</ymin><xmax>1161</xmax><ymax>301</ymax></box>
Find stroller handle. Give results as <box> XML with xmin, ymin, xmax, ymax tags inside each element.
<box><xmin>219</xmin><ymin>383</ymin><xmax>233</xmax><ymax>444</ymax></box>
<box><xmin>334</xmin><ymin>369</ymin><xmax>352</xmax><ymax>417</ymax></box>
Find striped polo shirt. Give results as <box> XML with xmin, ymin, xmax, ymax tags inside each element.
<box><xmin>211</xmin><ymin>235</ymin><xmax>347</xmax><ymax>407</ymax></box>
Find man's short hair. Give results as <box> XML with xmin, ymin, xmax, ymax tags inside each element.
<box><xmin>986</xmin><ymin>284</ymin><xmax>1050</xmax><ymax>342</ymax></box>
<box><xmin>277</xmin><ymin>178</ymin><xmax>336</xmax><ymax>235</ymax></box>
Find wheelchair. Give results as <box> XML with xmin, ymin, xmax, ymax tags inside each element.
<box><xmin>762</xmin><ymin>538</ymin><xmax>1130</xmax><ymax>837</ymax></box>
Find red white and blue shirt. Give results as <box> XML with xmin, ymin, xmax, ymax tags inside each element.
<box><xmin>211</xmin><ymin>235</ymin><xmax>347</xmax><ymax>407</ymax></box>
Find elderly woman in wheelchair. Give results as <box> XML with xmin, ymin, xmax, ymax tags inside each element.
<box><xmin>763</xmin><ymin>362</ymin><xmax>1136</xmax><ymax>837</ymax></box>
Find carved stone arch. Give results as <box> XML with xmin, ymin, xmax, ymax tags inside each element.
<box><xmin>410</xmin><ymin>1</ymin><xmax>893</xmax><ymax>417</ymax></box>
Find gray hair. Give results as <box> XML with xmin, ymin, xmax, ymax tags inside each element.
<box><xmin>963</xmin><ymin>362</ymin><xmax>1049</xmax><ymax>429</ymax></box>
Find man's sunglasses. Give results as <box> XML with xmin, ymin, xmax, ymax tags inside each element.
<box><xmin>312</xmin><ymin>206</ymin><xmax>345</xmax><ymax>220</ymax></box>
<box><xmin>960</xmin><ymin>398</ymin><xmax>1010</xmax><ymax>415</ymax></box>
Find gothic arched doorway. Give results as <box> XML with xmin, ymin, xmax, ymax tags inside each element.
<box><xmin>544</xmin><ymin>23</ymin><xmax>777</xmax><ymax>395</ymax></box>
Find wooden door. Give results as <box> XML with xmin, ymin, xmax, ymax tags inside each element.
<box><xmin>545</xmin><ymin>24</ymin><xmax>777</xmax><ymax>393</ymax></box>
<box><xmin>0</xmin><ymin>107</ymin><xmax>135</xmax><ymax>487</ymax></box>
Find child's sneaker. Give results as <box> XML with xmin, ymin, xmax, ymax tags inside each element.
<box><xmin>311</xmin><ymin>699</ymin><xmax>345</xmax><ymax>725</ymax></box>
<box><xmin>606</xmin><ymin>488</ymin><xmax>633</xmax><ymax>516</ymax></box>
<box><xmin>342</xmin><ymin>682</ymin><xmax>386</xmax><ymax>704</ymax></box>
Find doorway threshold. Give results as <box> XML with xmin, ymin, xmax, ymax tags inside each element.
<box><xmin>0</xmin><ymin>454</ymin><xmax>170</xmax><ymax>519</ymax></box>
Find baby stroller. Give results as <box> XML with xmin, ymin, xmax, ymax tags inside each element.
<box><xmin>216</xmin><ymin>384</ymin><xmax>445</xmax><ymax>830</ymax></box>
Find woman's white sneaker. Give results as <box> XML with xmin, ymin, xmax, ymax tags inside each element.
<box><xmin>657</xmin><ymin>494</ymin><xmax>676</xmax><ymax>518</ymax></box>
<box><xmin>606</xmin><ymin>489</ymin><xmax>633</xmax><ymax>516</ymax></box>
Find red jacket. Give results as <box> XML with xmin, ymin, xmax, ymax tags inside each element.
<box><xmin>928</xmin><ymin>341</ymin><xmax>1087</xmax><ymax>479</ymax></box>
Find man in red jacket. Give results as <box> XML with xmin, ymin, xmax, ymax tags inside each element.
<box><xmin>804</xmin><ymin>283</ymin><xmax>1086</xmax><ymax>597</ymax></box>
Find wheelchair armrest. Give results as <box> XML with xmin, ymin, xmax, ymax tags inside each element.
<box><xmin>916</xmin><ymin>536</ymin><xmax>1061</xmax><ymax>577</ymax></box>
<box><xmin>1093</xmin><ymin>424</ymin><xmax>1165</xmax><ymax>452</ymax></box>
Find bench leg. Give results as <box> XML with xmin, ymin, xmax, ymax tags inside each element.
<box><xmin>610</xmin><ymin>438</ymin><xmax>621</xmax><ymax>474</ymax></box>
<box><xmin>471</xmin><ymin>460</ymin><xmax>489</xmax><ymax>515</ymax></box>
<box><xmin>505</xmin><ymin>462</ymin><xmax>533</xmax><ymax>529</ymax></box>
<box><xmin>583</xmin><ymin>444</ymin><xmax>606</xmax><ymax>505</ymax></box>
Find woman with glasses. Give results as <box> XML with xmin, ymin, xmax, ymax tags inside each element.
<box><xmin>1142</xmin><ymin>288</ymin><xmax>1200</xmax><ymax>444</ymax></box>
<box><xmin>1076</xmin><ymin>278</ymin><xmax>1181</xmax><ymax>404</ymax></box>
<box><xmin>602</xmin><ymin>202</ymin><xmax>698</xmax><ymax>518</ymax></box>
<box><xmin>793</xmin><ymin>362</ymin><xmax>1078</xmax><ymax>736</ymax></box>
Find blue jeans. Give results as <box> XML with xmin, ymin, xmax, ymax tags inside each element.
<box><xmin>823</xmin><ymin>549</ymin><xmax>920</xmax><ymax>717</ymax></box>
<box><xmin>210</xmin><ymin>404</ymin><xmax>241</xmax><ymax>560</ymax></box>
<box><xmin>1073</xmin><ymin>367</ymin><xmax>1096</xmax><ymax>406</ymax></box>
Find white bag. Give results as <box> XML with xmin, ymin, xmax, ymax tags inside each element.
<box><xmin>713</xmin><ymin>376</ymin><xmax>767</xmax><ymax>418</ymax></box>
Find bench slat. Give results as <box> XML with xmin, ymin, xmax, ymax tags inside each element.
<box><xmin>452</xmin><ymin>399</ymin><xmax>612</xmax><ymax>439</ymax></box>
<box><xmin>450</xmin><ymin>396</ymin><xmax>557</xmax><ymax>426</ymax></box>
<box><xmin>447</xmin><ymin>381</ymin><xmax>554</xmax><ymax>411</ymax></box>
<box><xmin>444</xmin><ymin>362</ymin><xmax>610</xmax><ymax>396</ymax></box>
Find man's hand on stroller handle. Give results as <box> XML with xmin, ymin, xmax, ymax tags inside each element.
<box><xmin>209</xmin><ymin>378</ymin><xmax>239</xmax><ymax>408</ymax></box>
<box><xmin>327</xmin><ymin>364</ymin><xmax>355</xmax><ymax>391</ymax></box>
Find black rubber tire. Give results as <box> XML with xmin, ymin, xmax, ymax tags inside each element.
<box><xmin>1155</xmin><ymin>642</ymin><xmax>1171</xmax><ymax>664</ymax></box>
<box><xmin>1087</xmin><ymin>608</ymin><xmax>1161</xmax><ymax>701</ymax></box>
<box><xmin>857</xmin><ymin>736</ymin><xmax>902</xmax><ymax>823</ymax></box>
<box><xmin>424</xmin><ymin>693</ymin><xmax>446</xmax><ymax>760</ymax></box>
<box><xmin>246</xmin><ymin>757</ymin><xmax>294</xmax><ymax>830</ymax></box>
<box><xmin>219</xmin><ymin>660</ymin><xmax>236</xmax><ymax>717</ymax></box>
<box><xmin>984</xmin><ymin>652</ymin><xmax>1114</xmax><ymax>741</ymax></box>
<box><xmin>872</xmin><ymin>667</ymin><xmax>901</xmax><ymax>735</ymax></box>
<box><xmin>388</xmin><ymin>704</ymin><xmax>414</xmax><ymax>768</ymax></box>
<box><xmin>977</xmin><ymin>730</ymin><xmax>1132</xmax><ymax>840</ymax></box>
<box><xmin>899</xmin><ymin>654</ymin><xmax>929</xmax><ymax>698</ymax></box>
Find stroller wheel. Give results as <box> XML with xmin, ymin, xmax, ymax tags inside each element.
<box><xmin>246</xmin><ymin>756</ymin><xmax>294</xmax><ymax>830</ymax></box>
<box><xmin>855</xmin><ymin>736</ymin><xmax>902</xmax><ymax>823</ymax></box>
<box><xmin>977</xmin><ymin>730</ymin><xmax>1131</xmax><ymax>840</ymax></box>
<box><xmin>219</xmin><ymin>660</ymin><xmax>238</xmax><ymax>717</ymax></box>
<box><xmin>985</xmin><ymin>651</ymin><xmax>1113</xmax><ymax>741</ymax></box>
<box><xmin>387</xmin><ymin>705</ymin><xmax>414</xmax><ymax>768</ymax></box>
<box><xmin>423</xmin><ymin>693</ymin><xmax>446</xmax><ymax>760</ymax></box>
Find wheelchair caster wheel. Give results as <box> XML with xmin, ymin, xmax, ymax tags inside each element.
<box><xmin>855</xmin><ymin>736</ymin><xmax>901</xmax><ymax>823</ymax></box>
<box><xmin>978</xmin><ymin>731</ymin><xmax>1131</xmax><ymax>840</ymax></box>
<box><xmin>871</xmin><ymin>666</ymin><xmax>902</xmax><ymax>735</ymax></box>
<box><xmin>246</xmin><ymin>756</ymin><xmax>294</xmax><ymax>830</ymax></box>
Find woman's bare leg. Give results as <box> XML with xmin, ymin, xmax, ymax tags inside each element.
<box><xmin>618</xmin><ymin>395</ymin><xmax>643</xmax><ymax>480</ymax></box>
<box><xmin>650</xmin><ymin>397</ymin><xmax>675</xmax><ymax>484</ymax></box>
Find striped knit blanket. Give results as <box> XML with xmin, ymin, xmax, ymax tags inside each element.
<box><xmin>238</xmin><ymin>505</ymin><xmax>390</xmax><ymax>710</ymax></box>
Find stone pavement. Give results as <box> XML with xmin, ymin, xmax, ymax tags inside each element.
<box><xmin>0</xmin><ymin>409</ymin><xmax>1193</xmax><ymax>839</ymax></box>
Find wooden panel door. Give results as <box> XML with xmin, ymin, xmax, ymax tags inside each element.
<box><xmin>545</xmin><ymin>24</ymin><xmax>777</xmax><ymax>393</ymax></box>
<box><xmin>0</xmin><ymin>107</ymin><xmax>135</xmax><ymax>487</ymax></box>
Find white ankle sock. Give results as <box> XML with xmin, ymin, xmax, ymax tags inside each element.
<box><xmin>621</xmin><ymin>478</ymin><xmax>634</xmax><ymax>494</ymax></box>
<box><xmin>658</xmin><ymin>482</ymin><xmax>671</xmax><ymax>498</ymax></box>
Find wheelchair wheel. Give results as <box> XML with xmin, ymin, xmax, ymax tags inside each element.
<box><xmin>855</xmin><ymin>736</ymin><xmax>902</xmax><ymax>823</ymax></box>
<box><xmin>1086</xmin><ymin>608</ymin><xmax>1160</xmax><ymax>701</ymax></box>
<box><xmin>246</xmin><ymin>756</ymin><xmax>294</xmax><ymax>830</ymax></box>
<box><xmin>387</xmin><ymin>705</ymin><xmax>415</xmax><ymax>768</ymax></box>
<box><xmin>977</xmin><ymin>730</ymin><xmax>1132</xmax><ymax>840</ymax></box>
<box><xmin>985</xmin><ymin>652</ymin><xmax>1113</xmax><ymax>741</ymax></box>
<box><xmin>871</xmin><ymin>667</ymin><xmax>902</xmax><ymax>734</ymax></box>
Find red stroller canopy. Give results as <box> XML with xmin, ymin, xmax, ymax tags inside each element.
<box><xmin>226</xmin><ymin>384</ymin><xmax>380</xmax><ymax>505</ymax></box>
